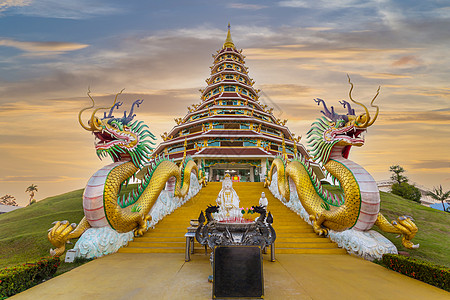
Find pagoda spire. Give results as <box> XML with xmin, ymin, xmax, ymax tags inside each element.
<box><xmin>223</xmin><ymin>23</ymin><xmax>235</xmax><ymax>49</ymax></box>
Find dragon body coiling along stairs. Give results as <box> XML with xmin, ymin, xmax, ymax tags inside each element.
<box><xmin>48</xmin><ymin>90</ymin><xmax>207</xmax><ymax>257</ymax></box>
<box><xmin>265</xmin><ymin>77</ymin><xmax>419</xmax><ymax>250</ymax></box>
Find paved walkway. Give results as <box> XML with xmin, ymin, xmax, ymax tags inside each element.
<box><xmin>12</xmin><ymin>253</ymin><xmax>449</xmax><ymax>299</ymax></box>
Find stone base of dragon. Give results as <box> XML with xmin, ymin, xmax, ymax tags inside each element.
<box><xmin>48</xmin><ymin>91</ymin><xmax>207</xmax><ymax>258</ymax></box>
<box><xmin>264</xmin><ymin>79</ymin><xmax>418</xmax><ymax>260</ymax></box>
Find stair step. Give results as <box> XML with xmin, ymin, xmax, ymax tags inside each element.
<box><xmin>134</xmin><ymin>237</ymin><xmax>185</xmax><ymax>242</ymax></box>
<box><xmin>274</xmin><ymin>242</ymin><xmax>340</xmax><ymax>248</ymax></box>
<box><xmin>275</xmin><ymin>248</ymin><xmax>347</xmax><ymax>254</ymax></box>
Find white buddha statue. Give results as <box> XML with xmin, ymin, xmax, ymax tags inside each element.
<box><xmin>215</xmin><ymin>174</ymin><xmax>240</xmax><ymax>220</ymax></box>
<box><xmin>259</xmin><ymin>192</ymin><xmax>268</xmax><ymax>208</ymax></box>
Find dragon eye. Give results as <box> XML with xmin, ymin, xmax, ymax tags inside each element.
<box><xmin>335</xmin><ymin>119</ymin><xmax>345</xmax><ymax>128</ymax></box>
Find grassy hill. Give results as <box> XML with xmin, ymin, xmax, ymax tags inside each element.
<box><xmin>0</xmin><ymin>189</ymin><xmax>85</xmax><ymax>268</ymax></box>
<box><xmin>0</xmin><ymin>186</ymin><xmax>449</xmax><ymax>268</ymax></box>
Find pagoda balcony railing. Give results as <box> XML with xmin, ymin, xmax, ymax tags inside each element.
<box><xmin>186</xmin><ymin>107</ymin><xmax>274</xmax><ymax>123</ymax></box>
<box><xmin>187</xmin><ymin>112</ymin><xmax>271</xmax><ymax>124</ymax></box>
<box><xmin>202</xmin><ymin>80</ymin><xmax>257</xmax><ymax>98</ymax></box>
<box><xmin>210</xmin><ymin>66</ymin><xmax>248</xmax><ymax>76</ymax></box>
<box><xmin>173</xmin><ymin>127</ymin><xmax>289</xmax><ymax>143</ymax></box>
<box><xmin>211</xmin><ymin>59</ymin><xmax>246</xmax><ymax>70</ymax></box>
<box><xmin>166</xmin><ymin>145</ymin><xmax>293</xmax><ymax>157</ymax></box>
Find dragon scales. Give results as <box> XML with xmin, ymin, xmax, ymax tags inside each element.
<box><xmin>48</xmin><ymin>90</ymin><xmax>207</xmax><ymax>257</ymax></box>
<box><xmin>265</xmin><ymin>77</ymin><xmax>419</xmax><ymax>250</ymax></box>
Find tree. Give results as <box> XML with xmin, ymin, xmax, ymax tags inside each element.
<box><xmin>390</xmin><ymin>165</ymin><xmax>408</xmax><ymax>184</ymax></box>
<box><xmin>0</xmin><ymin>195</ymin><xmax>18</xmax><ymax>206</ymax></box>
<box><xmin>391</xmin><ymin>182</ymin><xmax>422</xmax><ymax>203</ymax></box>
<box><xmin>389</xmin><ymin>165</ymin><xmax>421</xmax><ymax>203</ymax></box>
<box><xmin>25</xmin><ymin>184</ymin><xmax>38</xmax><ymax>205</ymax></box>
<box><xmin>427</xmin><ymin>185</ymin><xmax>450</xmax><ymax>211</ymax></box>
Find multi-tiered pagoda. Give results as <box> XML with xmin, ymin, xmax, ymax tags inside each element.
<box><xmin>153</xmin><ymin>25</ymin><xmax>321</xmax><ymax>182</ymax></box>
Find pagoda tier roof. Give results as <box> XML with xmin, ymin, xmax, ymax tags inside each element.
<box><xmin>153</xmin><ymin>128</ymin><xmax>309</xmax><ymax>158</ymax></box>
<box><xmin>202</xmin><ymin>82</ymin><xmax>258</xmax><ymax>98</ymax></box>
<box><xmin>199</xmin><ymin>95</ymin><xmax>264</xmax><ymax>111</ymax></box>
<box><xmin>167</xmin><ymin>116</ymin><xmax>291</xmax><ymax>138</ymax></box>
<box><xmin>212</xmin><ymin>58</ymin><xmax>246</xmax><ymax>68</ymax></box>
<box><xmin>182</xmin><ymin>108</ymin><xmax>278</xmax><ymax>126</ymax></box>
<box><xmin>178</xmin><ymin>112</ymin><xmax>283</xmax><ymax>129</ymax></box>
<box><xmin>166</xmin><ymin>115</ymin><xmax>295</xmax><ymax>140</ymax></box>
<box><xmin>216</xmin><ymin>47</ymin><xmax>243</xmax><ymax>57</ymax></box>
<box><xmin>206</xmin><ymin>69</ymin><xmax>252</xmax><ymax>84</ymax></box>
<box><xmin>202</xmin><ymin>90</ymin><xmax>257</xmax><ymax>103</ymax></box>
<box><xmin>159</xmin><ymin>130</ymin><xmax>304</xmax><ymax>146</ymax></box>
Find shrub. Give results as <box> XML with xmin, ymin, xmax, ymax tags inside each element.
<box><xmin>382</xmin><ymin>254</ymin><xmax>450</xmax><ymax>291</ymax></box>
<box><xmin>0</xmin><ymin>256</ymin><xmax>61</xmax><ymax>298</ymax></box>
<box><xmin>391</xmin><ymin>182</ymin><xmax>422</xmax><ymax>203</ymax></box>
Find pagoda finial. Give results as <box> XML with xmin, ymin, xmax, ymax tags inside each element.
<box><xmin>223</xmin><ymin>23</ymin><xmax>235</xmax><ymax>49</ymax></box>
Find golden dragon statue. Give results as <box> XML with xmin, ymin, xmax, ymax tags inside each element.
<box><xmin>48</xmin><ymin>90</ymin><xmax>207</xmax><ymax>257</ymax></box>
<box><xmin>265</xmin><ymin>77</ymin><xmax>419</xmax><ymax>249</ymax></box>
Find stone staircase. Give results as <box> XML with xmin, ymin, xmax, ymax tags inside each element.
<box><xmin>118</xmin><ymin>182</ymin><xmax>346</xmax><ymax>255</ymax></box>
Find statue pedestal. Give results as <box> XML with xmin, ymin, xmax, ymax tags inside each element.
<box><xmin>213</xmin><ymin>246</ymin><xmax>263</xmax><ymax>299</ymax></box>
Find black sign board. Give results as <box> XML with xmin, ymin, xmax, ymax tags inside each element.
<box><xmin>213</xmin><ymin>246</ymin><xmax>263</xmax><ymax>299</ymax></box>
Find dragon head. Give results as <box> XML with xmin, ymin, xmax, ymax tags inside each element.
<box><xmin>78</xmin><ymin>89</ymin><xmax>156</xmax><ymax>167</ymax></box>
<box><xmin>307</xmin><ymin>76</ymin><xmax>380</xmax><ymax>163</ymax></box>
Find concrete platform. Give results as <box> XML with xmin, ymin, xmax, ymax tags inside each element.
<box><xmin>11</xmin><ymin>253</ymin><xmax>449</xmax><ymax>299</ymax></box>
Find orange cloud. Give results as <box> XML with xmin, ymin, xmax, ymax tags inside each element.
<box><xmin>392</xmin><ymin>55</ymin><xmax>422</xmax><ymax>67</ymax></box>
<box><xmin>0</xmin><ymin>39</ymin><xmax>89</xmax><ymax>52</ymax></box>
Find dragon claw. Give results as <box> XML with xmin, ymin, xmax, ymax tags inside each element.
<box><xmin>391</xmin><ymin>216</ymin><xmax>419</xmax><ymax>249</ymax></box>
<box><xmin>48</xmin><ymin>220</ymin><xmax>76</xmax><ymax>257</ymax></box>
<box><xmin>310</xmin><ymin>214</ymin><xmax>328</xmax><ymax>236</ymax></box>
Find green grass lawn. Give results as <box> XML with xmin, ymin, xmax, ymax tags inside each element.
<box><xmin>0</xmin><ymin>189</ymin><xmax>85</xmax><ymax>268</ymax></box>
<box><xmin>376</xmin><ymin>191</ymin><xmax>450</xmax><ymax>267</ymax></box>
<box><xmin>1</xmin><ymin>186</ymin><xmax>449</xmax><ymax>269</ymax></box>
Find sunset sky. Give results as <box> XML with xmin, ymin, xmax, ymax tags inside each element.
<box><xmin>1</xmin><ymin>0</ymin><xmax>449</xmax><ymax>206</ymax></box>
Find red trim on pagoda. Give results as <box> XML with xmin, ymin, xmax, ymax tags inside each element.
<box><xmin>195</xmin><ymin>147</ymin><xmax>272</xmax><ymax>157</ymax></box>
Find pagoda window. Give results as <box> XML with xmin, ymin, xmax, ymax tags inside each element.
<box><xmin>221</xmin><ymin>141</ymin><xmax>243</xmax><ymax>147</ymax></box>
<box><xmin>225</xmin><ymin>74</ymin><xmax>233</xmax><ymax>79</ymax></box>
<box><xmin>270</xmin><ymin>144</ymin><xmax>279</xmax><ymax>151</ymax></box>
<box><xmin>186</xmin><ymin>143</ymin><xmax>195</xmax><ymax>150</ymax></box>
<box><xmin>241</xmin><ymin>89</ymin><xmax>248</xmax><ymax>95</ymax></box>
<box><xmin>213</xmin><ymin>123</ymin><xmax>224</xmax><ymax>129</ymax></box>
<box><xmin>243</xmin><ymin>140</ymin><xmax>257</xmax><ymax>147</ymax></box>
<box><xmin>227</xmin><ymin>55</ymin><xmax>231</xmax><ymax>58</ymax></box>
<box><xmin>226</xmin><ymin>64</ymin><xmax>233</xmax><ymax>69</ymax></box>
<box><xmin>240</xmin><ymin>124</ymin><xmax>250</xmax><ymax>129</ymax></box>
<box><xmin>238</xmin><ymin>77</ymin><xmax>243</xmax><ymax>81</ymax></box>
<box><xmin>212</xmin><ymin>88</ymin><xmax>220</xmax><ymax>95</ymax></box>
<box><xmin>168</xmin><ymin>145</ymin><xmax>184</xmax><ymax>153</ymax></box>
<box><xmin>224</xmin><ymin>86</ymin><xmax>236</xmax><ymax>92</ymax></box>
<box><xmin>225</xmin><ymin>100</ymin><xmax>233</xmax><ymax>106</ymax></box>
<box><xmin>218</xmin><ymin>65</ymin><xmax>223</xmax><ymax>71</ymax></box>
<box><xmin>224</xmin><ymin>123</ymin><xmax>240</xmax><ymax>129</ymax></box>
<box><xmin>189</xmin><ymin>126</ymin><xmax>202</xmax><ymax>134</ymax></box>
<box><xmin>208</xmin><ymin>140</ymin><xmax>220</xmax><ymax>147</ymax></box>
<box><xmin>236</xmin><ymin>66</ymin><xmax>241</xmax><ymax>71</ymax></box>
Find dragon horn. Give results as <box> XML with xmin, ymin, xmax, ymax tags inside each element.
<box><xmin>347</xmin><ymin>75</ymin><xmax>370</xmax><ymax>128</ymax></box>
<box><xmin>79</xmin><ymin>87</ymin><xmax>96</xmax><ymax>131</ymax></box>
<box><xmin>366</xmin><ymin>86</ymin><xmax>380</xmax><ymax>127</ymax></box>
<box><xmin>89</xmin><ymin>88</ymin><xmax>125</xmax><ymax>131</ymax></box>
